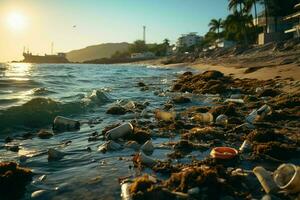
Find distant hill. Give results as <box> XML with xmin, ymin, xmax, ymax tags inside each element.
<box><xmin>66</xmin><ymin>42</ymin><xmax>130</xmax><ymax>62</ymax></box>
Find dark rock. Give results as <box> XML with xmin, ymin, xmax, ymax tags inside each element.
<box><xmin>246</xmin><ymin>129</ymin><xmax>284</xmax><ymax>143</ymax></box>
<box><xmin>0</xmin><ymin>162</ymin><xmax>33</xmax><ymax>200</ymax></box>
<box><xmin>106</xmin><ymin>106</ymin><xmax>127</xmax><ymax>115</ymax></box>
<box><xmin>280</xmin><ymin>58</ymin><xmax>296</xmax><ymax>65</ymax></box>
<box><xmin>209</xmin><ymin>103</ymin><xmax>238</xmax><ymax>119</ymax></box>
<box><xmin>201</xmin><ymin>70</ymin><xmax>224</xmax><ymax>81</ymax></box>
<box><xmin>138</xmin><ymin>82</ymin><xmax>146</xmax><ymax>87</ymax></box>
<box><xmin>37</xmin><ymin>129</ymin><xmax>54</xmax><ymax>139</ymax></box>
<box><xmin>253</xmin><ymin>141</ymin><xmax>297</xmax><ymax>160</ymax></box>
<box><xmin>172</xmin><ymin>96</ymin><xmax>191</xmax><ymax>104</ymax></box>
<box><xmin>5</xmin><ymin>136</ymin><xmax>13</xmax><ymax>143</ymax></box>
<box><xmin>124</xmin><ymin>128</ymin><xmax>151</xmax><ymax>144</ymax></box>
<box><xmin>258</xmin><ymin>89</ymin><xmax>279</xmax><ymax>97</ymax></box>
<box><xmin>22</xmin><ymin>132</ymin><xmax>34</xmax><ymax>139</ymax></box>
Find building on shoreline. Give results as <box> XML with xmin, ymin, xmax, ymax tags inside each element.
<box><xmin>254</xmin><ymin>11</ymin><xmax>292</xmax><ymax>45</ymax></box>
<box><xmin>130</xmin><ymin>52</ymin><xmax>155</xmax><ymax>59</ymax></box>
<box><xmin>208</xmin><ymin>39</ymin><xmax>236</xmax><ymax>50</ymax></box>
<box><xmin>284</xmin><ymin>3</ymin><xmax>300</xmax><ymax>38</ymax></box>
<box><xmin>176</xmin><ymin>33</ymin><xmax>203</xmax><ymax>49</ymax></box>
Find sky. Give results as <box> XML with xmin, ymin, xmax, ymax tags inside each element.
<box><xmin>0</xmin><ymin>0</ymin><xmax>259</xmax><ymax>62</ymax></box>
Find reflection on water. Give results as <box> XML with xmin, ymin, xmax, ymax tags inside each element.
<box><xmin>0</xmin><ymin>63</ymin><xmax>199</xmax><ymax>199</ymax></box>
<box><xmin>4</xmin><ymin>62</ymin><xmax>33</xmax><ymax>77</ymax></box>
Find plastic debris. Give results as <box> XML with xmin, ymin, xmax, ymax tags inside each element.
<box><xmin>253</xmin><ymin>166</ymin><xmax>278</xmax><ymax>194</ymax></box>
<box><xmin>210</xmin><ymin>147</ymin><xmax>238</xmax><ymax>160</ymax></box>
<box><xmin>273</xmin><ymin>163</ymin><xmax>300</xmax><ymax>194</ymax></box>
<box><xmin>215</xmin><ymin>114</ymin><xmax>228</xmax><ymax>126</ymax></box>
<box><xmin>53</xmin><ymin>116</ymin><xmax>80</xmax><ymax>132</ymax></box>
<box><xmin>106</xmin><ymin>123</ymin><xmax>133</xmax><ymax>140</ymax></box>
<box><xmin>191</xmin><ymin>112</ymin><xmax>213</xmax><ymax>123</ymax></box>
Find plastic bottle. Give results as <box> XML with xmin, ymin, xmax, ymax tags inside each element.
<box><xmin>106</xmin><ymin>123</ymin><xmax>133</xmax><ymax>140</ymax></box>
<box><xmin>257</xmin><ymin>104</ymin><xmax>272</xmax><ymax>120</ymax></box>
<box><xmin>53</xmin><ymin>116</ymin><xmax>80</xmax><ymax>132</ymax></box>
<box><xmin>141</xmin><ymin>140</ymin><xmax>154</xmax><ymax>155</ymax></box>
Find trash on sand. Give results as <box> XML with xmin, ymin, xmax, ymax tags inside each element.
<box><xmin>210</xmin><ymin>147</ymin><xmax>238</xmax><ymax>160</ymax></box>
<box><xmin>257</xmin><ymin>104</ymin><xmax>272</xmax><ymax>119</ymax></box>
<box><xmin>53</xmin><ymin>116</ymin><xmax>80</xmax><ymax>132</ymax></box>
<box><xmin>273</xmin><ymin>163</ymin><xmax>300</xmax><ymax>194</ymax></box>
<box><xmin>155</xmin><ymin>110</ymin><xmax>176</xmax><ymax>122</ymax></box>
<box><xmin>133</xmin><ymin>152</ymin><xmax>157</xmax><ymax>167</ymax></box>
<box><xmin>239</xmin><ymin>140</ymin><xmax>252</xmax><ymax>153</ymax></box>
<box><xmin>191</xmin><ymin>112</ymin><xmax>213</xmax><ymax>123</ymax></box>
<box><xmin>224</xmin><ymin>99</ymin><xmax>244</xmax><ymax>104</ymax></box>
<box><xmin>106</xmin><ymin>122</ymin><xmax>133</xmax><ymax>140</ymax></box>
<box><xmin>215</xmin><ymin>114</ymin><xmax>228</xmax><ymax>126</ymax></box>
<box><xmin>141</xmin><ymin>140</ymin><xmax>154</xmax><ymax>155</ymax></box>
<box><xmin>120</xmin><ymin>179</ymin><xmax>133</xmax><ymax>200</ymax></box>
<box><xmin>98</xmin><ymin>140</ymin><xmax>122</xmax><ymax>153</ymax></box>
<box><xmin>253</xmin><ymin>166</ymin><xmax>278</xmax><ymax>194</ymax></box>
<box><xmin>246</xmin><ymin>104</ymin><xmax>272</xmax><ymax>124</ymax></box>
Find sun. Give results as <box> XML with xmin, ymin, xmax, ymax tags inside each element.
<box><xmin>6</xmin><ymin>12</ymin><xmax>27</xmax><ymax>31</ymax></box>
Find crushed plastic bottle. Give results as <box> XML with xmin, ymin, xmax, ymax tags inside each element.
<box><xmin>246</xmin><ymin>104</ymin><xmax>272</xmax><ymax>124</ymax></box>
<box><xmin>191</xmin><ymin>113</ymin><xmax>213</xmax><ymax>123</ymax></box>
<box><xmin>155</xmin><ymin>110</ymin><xmax>176</xmax><ymax>122</ymax></box>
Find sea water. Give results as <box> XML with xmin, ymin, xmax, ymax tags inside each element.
<box><xmin>0</xmin><ymin>63</ymin><xmax>206</xmax><ymax>199</ymax></box>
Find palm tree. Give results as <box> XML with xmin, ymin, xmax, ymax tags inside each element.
<box><xmin>228</xmin><ymin>0</ymin><xmax>246</xmax><ymax>13</ymax></box>
<box><xmin>163</xmin><ymin>38</ymin><xmax>170</xmax><ymax>47</ymax></box>
<box><xmin>244</xmin><ymin>0</ymin><xmax>258</xmax><ymax>26</ymax></box>
<box><xmin>209</xmin><ymin>18</ymin><xmax>223</xmax><ymax>36</ymax></box>
<box><xmin>223</xmin><ymin>11</ymin><xmax>254</xmax><ymax>45</ymax></box>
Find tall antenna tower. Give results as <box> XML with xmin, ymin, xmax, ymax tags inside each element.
<box><xmin>51</xmin><ymin>42</ymin><xmax>54</xmax><ymax>55</ymax></box>
<box><xmin>143</xmin><ymin>26</ymin><xmax>146</xmax><ymax>43</ymax></box>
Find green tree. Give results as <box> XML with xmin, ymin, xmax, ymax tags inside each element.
<box><xmin>208</xmin><ymin>18</ymin><xmax>223</xmax><ymax>36</ymax></box>
<box><xmin>228</xmin><ymin>0</ymin><xmax>246</xmax><ymax>13</ymax></box>
<box><xmin>129</xmin><ymin>40</ymin><xmax>148</xmax><ymax>53</ymax></box>
<box><xmin>223</xmin><ymin>11</ymin><xmax>254</xmax><ymax>45</ymax></box>
<box><xmin>163</xmin><ymin>38</ymin><xmax>170</xmax><ymax>47</ymax></box>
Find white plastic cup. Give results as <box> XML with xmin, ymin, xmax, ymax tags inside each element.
<box><xmin>273</xmin><ymin>164</ymin><xmax>300</xmax><ymax>194</ymax></box>
<box><xmin>106</xmin><ymin>123</ymin><xmax>133</xmax><ymax>140</ymax></box>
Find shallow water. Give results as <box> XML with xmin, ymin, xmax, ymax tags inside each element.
<box><xmin>0</xmin><ymin>63</ymin><xmax>212</xmax><ymax>199</ymax></box>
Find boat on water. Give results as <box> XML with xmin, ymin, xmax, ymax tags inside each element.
<box><xmin>22</xmin><ymin>52</ymin><xmax>69</xmax><ymax>63</ymax></box>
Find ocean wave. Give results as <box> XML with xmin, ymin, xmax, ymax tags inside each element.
<box><xmin>32</xmin><ymin>87</ymin><xmax>56</xmax><ymax>95</ymax></box>
<box><xmin>81</xmin><ymin>89</ymin><xmax>111</xmax><ymax>105</ymax></box>
<box><xmin>0</xmin><ymin>78</ymin><xmax>41</xmax><ymax>88</ymax></box>
<box><xmin>0</xmin><ymin>90</ymin><xmax>111</xmax><ymax>132</ymax></box>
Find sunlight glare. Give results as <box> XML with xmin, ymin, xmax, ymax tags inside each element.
<box><xmin>6</xmin><ymin>11</ymin><xmax>27</xmax><ymax>30</ymax></box>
